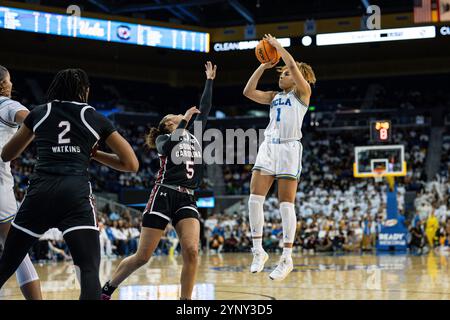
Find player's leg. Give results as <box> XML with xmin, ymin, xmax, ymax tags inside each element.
<box><xmin>249</xmin><ymin>170</ymin><xmax>274</xmax><ymax>273</ymax></box>
<box><xmin>101</xmin><ymin>226</ymin><xmax>165</xmax><ymax>299</ymax></box>
<box><xmin>269</xmin><ymin>178</ymin><xmax>297</xmax><ymax>281</ymax></box>
<box><xmin>0</xmin><ymin>184</ymin><xmax>42</xmax><ymax>299</ymax></box>
<box><xmin>0</xmin><ymin>223</ymin><xmax>42</xmax><ymax>300</ymax></box>
<box><xmin>175</xmin><ymin>218</ymin><xmax>200</xmax><ymax>300</ymax></box>
<box><xmin>270</xmin><ymin>141</ymin><xmax>301</xmax><ymax>281</ymax></box>
<box><xmin>0</xmin><ymin>226</ymin><xmax>38</xmax><ymax>291</ymax></box>
<box><xmin>63</xmin><ymin>229</ymin><xmax>101</xmax><ymax>300</ymax></box>
<box><xmin>102</xmin><ymin>187</ymin><xmax>170</xmax><ymax>299</ymax></box>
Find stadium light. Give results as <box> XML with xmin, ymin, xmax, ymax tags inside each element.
<box><xmin>301</xmin><ymin>36</ymin><xmax>313</xmax><ymax>46</ymax></box>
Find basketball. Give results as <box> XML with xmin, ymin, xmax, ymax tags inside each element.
<box><xmin>255</xmin><ymin>39</ymin><xmax>280</xmax><ymax>64</ymax></box>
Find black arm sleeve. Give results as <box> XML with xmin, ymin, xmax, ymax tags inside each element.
<box><xmin>188</xmin><ymin>79</ymin><xmax>213</xmax><ymax>132</ymax></box>
<box><xmin>85</xmin><ymin>109</ymin><xmax>117</xmax><ymax>141</ymax></box>
<box><xmin>155</xmin><ymin>120</ymin><xmax>188</xmax><ymax>155</ymax></box>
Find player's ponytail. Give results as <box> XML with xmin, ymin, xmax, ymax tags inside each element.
<box><xmin>0</xmin><ymin>65</ymin><xmax>9</xmax><ymax>97</ymax></box>
<box><xmin>145</xmin><ymin>116</ymin><xmax>170</xmax><ymax>149</ymax></box>
<box><xmin>297</xmin><ymin>62</ymin><xmax>316</xmax><ymax>85</ymax></box>
<box><xmin>277</xmin><ymin>61</ymin><xmax>317</xmax><ymax>85</ymax></box>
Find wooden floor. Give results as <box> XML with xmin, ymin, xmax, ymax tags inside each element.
<box><xmin>2</xmin><ymin>252</ymin><xmax>450</xmax><ymax>300</ymax></box>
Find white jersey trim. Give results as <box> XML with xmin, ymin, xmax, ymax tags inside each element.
<box><xmin>11</xmin><ymin>221</ymin><xmax>44</xmax><ymax>238</ymax></box>
<box><xmin>80</xmin><ymin>106</ymin><xmax>100</xmax><ymax>140</ymax></box>
<box><xmin>33</xmin><ymin>103</ymin><xmax>52</xmax><ymax>132</ymax></box>
<box><xmin>175</xmin><ymin>206</ymin><xmax>199</xmax><ymax>215</ymax></box>
<box><xmin>62</xmin><ymin>226</ymin><xmax>99</xmax><ymax>236</ymax></box>
<box><xmin>148</xmin><ymin>211</ymin><xmax>171</xmax><ymax>222</ymax></box>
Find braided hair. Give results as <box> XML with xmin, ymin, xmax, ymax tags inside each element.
<box><xmin>46</xmin><ymin>68</ymin><xmax>90</xmax><ymax>103</ymax></box>
<box><xmin>0</xmin><ymin>65</ymin><xmax>10</xmax><ymax>97</ymax></box>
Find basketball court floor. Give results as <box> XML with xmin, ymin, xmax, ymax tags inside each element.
<box><xmin>1</xmin><ymin>252</ymin><xmax>450</xmax><ymax>300</ymax></box>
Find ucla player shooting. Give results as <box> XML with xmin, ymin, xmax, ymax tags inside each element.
<box><xmin>243</xmin><ymin>34</ymin><xmax>316</xmax><ymax>281</ymax></box>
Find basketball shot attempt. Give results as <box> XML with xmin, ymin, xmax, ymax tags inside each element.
<box><xmin>243</xmin><ymin>35</ymin><xmax>316</xmax><ymax>281</ymax></box>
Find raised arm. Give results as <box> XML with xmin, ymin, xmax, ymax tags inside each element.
<box><xmin>189</xmin><ymin>61</ymin><xmax>216</xmax><ymax>131</ymax></box>
<box><xmin>243</xmin><ymin>62</ymin><xmax>278</xmax><ymax>105</ymax></box>
<box><xmin>264</xmin><ymin>34</ymin><xmax>311</xmax><ymax>101</ymax></box>
<box><xmin>157</xmin><ymin>106</ymin><xmax>200</xmax><ymax>156</ymax></box>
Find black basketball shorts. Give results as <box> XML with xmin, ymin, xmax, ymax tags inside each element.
<box><xmin>12</xmin><ymin>174</ymin><xmax>98</xmax><ymax>238</ymax></box>
<box><xmin>142</xmin><ymin>185</ymin><xmax>200</xmax><ymax>230</ymax></box>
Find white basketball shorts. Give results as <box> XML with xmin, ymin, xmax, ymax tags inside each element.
<box><xmin>253</xmin><ymin>140</ymin><xmax>303</xmax><ymax>180</ymax></box>
<box><xmin>0</xmin><ymin>183</ymin><xmax>17</xmax><ymax>224</ymax></box>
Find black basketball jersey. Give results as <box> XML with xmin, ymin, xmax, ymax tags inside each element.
<box><xmin>154</xmin><ymin>79</ymin><xmax>213</xmax><ymax>190</ymax></box>
<box><xmin>155</xmin><ymin>130</ymin><xmax>203</xmax><ymax>189</ymax></box>
<box><xmin>23</xmin><ymin>100</ymin><xmax>116</xmax><ymax>176</ymax></box>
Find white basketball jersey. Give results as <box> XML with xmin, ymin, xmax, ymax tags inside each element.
<box><xmin>0</xmin><ymin>97</ymin><xmax>28</xmax><ymax>186</ymax></box>
<box><xmin>265</xmin><ymin>90</ymin><xmax>308</xmax><ymax>141</ymax></box>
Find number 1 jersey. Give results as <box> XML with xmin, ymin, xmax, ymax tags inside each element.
<box><xmin>265</xmin><ymin>90</ymin><xmax>309</xmax><ymax>142</ymax></box>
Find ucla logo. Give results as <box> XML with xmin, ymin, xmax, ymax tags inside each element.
<box><xmin>272</xmin><ymin>98</ymin><xmax>292</xmax><ymax>107</ymax></box>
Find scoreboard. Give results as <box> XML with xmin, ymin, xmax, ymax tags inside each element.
<box><xmin>370</xmin><ymin>120</ymin><xmax>392</xmax><ymax>143</ymax></box>
<box><xmin>0</xmin><ymin>5</ymin><xmax>210</xmax><ymax>53</ymax></box>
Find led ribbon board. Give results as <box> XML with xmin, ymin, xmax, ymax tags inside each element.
<box><xmin>316</xmin><ymin>26</ymin><xmax>436</xmax><ymax>46</ymax></box>
<box><xmin>213</xmin><ymin>38</ymin><xmax>291</xmax><ymax>52</ymax></box>
<box><xmin>0</xmin><ymin>6</ymin><xmax>210</xmax><ymax>52</ymax></box>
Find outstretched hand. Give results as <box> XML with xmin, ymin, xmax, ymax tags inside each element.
<box><xmin>205</xmin><ymin>61</ymin><xmax>217</xmax><ymax>80</ymax></box>
<box><xmin>183</xmin><ymin>106</ymin><xmax>201</xmax><ymax>122</ymax></box>
<box><xmin>264</xmin><ymin>34</ymin><xmax>282</xmax><ymax>50</ymax></box>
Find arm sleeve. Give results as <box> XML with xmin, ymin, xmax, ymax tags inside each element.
<box><xmin>85</xmin><ymin>109</ymin><xmax>117</xmax><ymax>141</ymax></box>
<box><xmin>188</xmin><ymin>79</ymin><xmax>213</xmax><ymax>131</ymax></box>
<box><xmin>156</xmin><ymin>135</ymin><xmax>171</xmax><ymax>156</ymax></box>
<box><xmin>155</xmin><ymin>119</ymin><xmax>188</xmax><ymax>155</ymax></box>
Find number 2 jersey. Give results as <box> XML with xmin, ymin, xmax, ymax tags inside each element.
<box><xmin>23</xmin><ymin>100</ymin><xmax>116</xmax><ymax>176</ymax></box>
<box><xmin>265</xmin><ymin>89</ymin><xmax>309</xmax><ymax>142</ymax></box>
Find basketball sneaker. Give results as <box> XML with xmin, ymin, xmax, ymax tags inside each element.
<box><xmin>250</xmin><ymin>248</ymin><xmax>269</xmax><ymax>273</ymax></box>
<box><xmin>101</xmin><ymin>293</ymin><xmax>111</xmax><ymax>300</ymax></box>
<box><xmin>269</xmin><ymin>255</ymin><xmax>293</xmax><ymax>281</ymax></box>
<box><xmin>101</xmin><ymin>281</ymin><xmax>116</xmax><ymax>300</ymax></box>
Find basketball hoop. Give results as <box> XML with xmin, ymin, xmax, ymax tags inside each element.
<box><xmin>373</xmin><ymin>168</ymin><xmax>385</xmax><ymax>183</ymax></box>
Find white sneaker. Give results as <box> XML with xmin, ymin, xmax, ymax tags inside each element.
<box><xmin>269</xmin><ymin>256</ymin><xmax>294</xmax><ymax>281</ymax></box>
<box><xmin>250</xmin><ymin>249</ymin><xmax>269</xmax><ymax>273</ymax></box>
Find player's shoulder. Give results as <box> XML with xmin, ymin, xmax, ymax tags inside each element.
<box><xmin>0</xmin><ymin>96</ymin><xmax>28</xmax><ymax>111</ymax></box>
<box><xmin>289</xmin><ymin>89</ymin><xmax>309</xmax><ymax>107</ymax></box>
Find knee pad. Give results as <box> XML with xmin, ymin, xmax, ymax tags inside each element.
<box><xmin>16</xmin><ymin>254</ymin><xmax>39</xmax><ymax>287</ymax></box>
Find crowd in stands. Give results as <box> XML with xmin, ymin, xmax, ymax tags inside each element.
<box><xmin>440</xmin><ymin>128</ymin><xmax>450</xmax><ymax>179</ymax></box>
<box><xmin>205</xmin><ymin>177</ymin><xmax>450</xmax><ymax>255</ymax></box>
<box><xmin>223</xmin><ymin>128</ymin><xmax>430</xmax><ymax>195</ymax></box>
<box><xmin>6</xmin><ymin>69</ymin><xmax>450</xmax><ymax>261</ymax></box>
